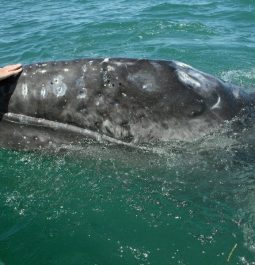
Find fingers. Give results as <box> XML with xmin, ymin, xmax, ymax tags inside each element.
<box><xmin>0</xmin><ymin>64</ymin><xmax>23</xmax><ymax>81</ymax></box>
<box><xmin>3</xmin><ymin>64</ymin><xmax>22</xmax><ymax>71</ymax></box>
<box><xmin>10</xmin><ymin>67</ymin><xmax>23</xmax><ymax>75</ymax></box>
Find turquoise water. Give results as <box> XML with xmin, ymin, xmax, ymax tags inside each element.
<box><xmin>0</xmin><ymin>0</ymin><xmax>255</xmax><ymax>264</ymax></box>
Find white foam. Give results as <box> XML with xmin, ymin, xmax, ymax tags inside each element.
<box><xmin>221</xmin><ymin>68</ymin><xmax>255</xmax><ymax>83</ymax></box>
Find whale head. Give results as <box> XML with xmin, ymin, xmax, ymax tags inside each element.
<box><xmin>171</xmin><ymin>61</ymin><xmax>250</xmax><ymax>121</ymax></box>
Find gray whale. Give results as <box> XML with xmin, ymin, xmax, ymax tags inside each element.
<box><xmin>0</xmin><ymin>58</ymin><xmax>254</xmax><ymax>151</ymax></box>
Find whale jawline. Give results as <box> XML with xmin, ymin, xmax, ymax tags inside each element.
<box><xmin>3</xmin><ymin>112</ymin><xmax>140</xmax><ymax>149</ymax></box>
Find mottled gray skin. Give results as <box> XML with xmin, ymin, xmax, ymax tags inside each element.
<box><xmin>0</xmin><ymin>58</ymin><xmax>253</xmax><ymax>150</ymax></box>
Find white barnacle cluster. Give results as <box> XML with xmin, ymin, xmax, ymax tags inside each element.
<box><xmin>102</xmin><ymin>58</ymin><xmax>110</xmax><ymax>63</ymax></box>
<box><xmin>77</xmin><ymin>87</ymin><xmax>87</xmax><ymax>99</ymax></box>
<box><xmin>107</xmin><ymin>65</ymin><xmax>115</xmax><ymax>72</ymax></box>
<box><xmin>33</xmin><ymin>63</ymin><xmax>48</xmax><ymax>74</ymax></box>
<box><xmin>102</xmin><ymin>70</ymin><xmax>108</xmax><ymax>86</ymax></box>
<box><xmin>40</xmin><ymin>84</ymin><xmax>47</xmax><ymax>98</ymax></box>
<box><xmin>48</xmin><ymin>75</ymin><xmax>67</xmax><ymax>97</ymax></box>
<box><xmin>21</xmin><ymin>83</ymin><xmax>28</xmax><ymax>97</ymax></box>
<box><xmin>85</xmin><ymin>61</ymin><xmax>97</xmax><ymax>71</ymax></box>
<box><xmin>39</xmin><ymin>69</ymin><xmax>47</xmax><ymax>74</ymax></box>
<box><xmin>127</xmin><ymin>71</ymin><xmax>158</xmax><ymax>92</ymax></box>
<box><xmin>82</xmin><ymin>64</ymin><xmax>87</xmax><ymax>73</ymax></box>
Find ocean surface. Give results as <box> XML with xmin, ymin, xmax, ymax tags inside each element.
<box><xmin>0</xmin><ymin>0</ymin><xmax>255</xmax><ymax>264</ymax></box>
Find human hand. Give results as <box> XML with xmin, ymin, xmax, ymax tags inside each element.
<box><xmin>0</xmin><ymin>64</ymin><xmax>23</xmax><ymax>81</ymax></box>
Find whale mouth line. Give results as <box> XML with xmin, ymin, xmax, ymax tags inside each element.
<box><xmin>3</xmin><ymin>112</ymin><xmax>141</xmax><ymax>149</ymax></box>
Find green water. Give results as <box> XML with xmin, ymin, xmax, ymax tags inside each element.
<box><xmin>0</xmin><ymin>1</ymin><xmax>255</xmax><ymax>264</ymax></box>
